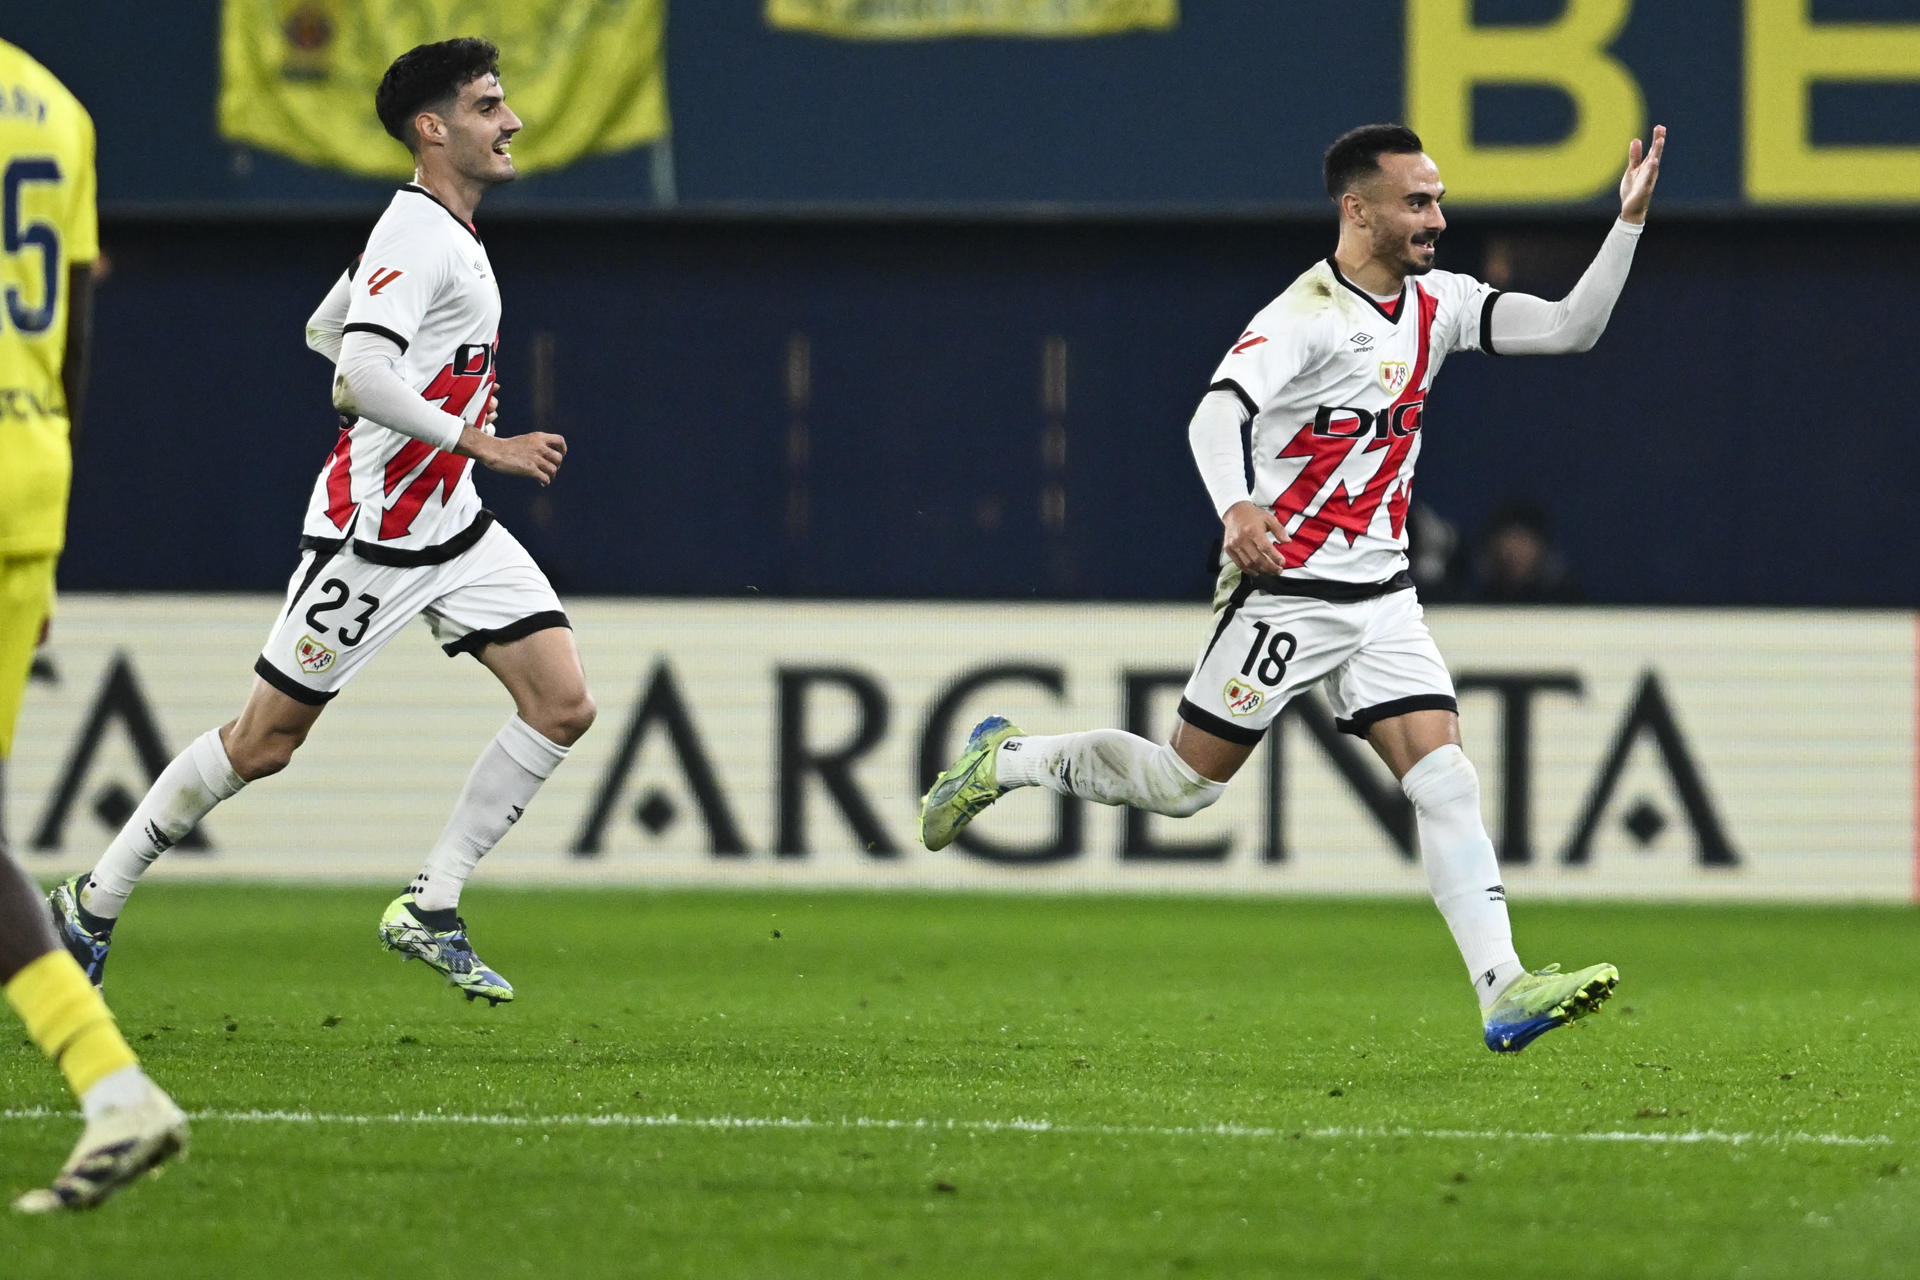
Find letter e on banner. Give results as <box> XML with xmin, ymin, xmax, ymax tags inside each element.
<box><xmin>1745</xmin><ymin>0</ymin><xmax>1920</xmax><ymax>202</ymax></box>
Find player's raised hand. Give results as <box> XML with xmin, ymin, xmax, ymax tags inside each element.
<box><xmin>1222</xmin><ymin>500</ymin><xmax>1289</xmax><ymax>576</ymax></box>
<box><xmin>1619</xmin><ymin>124</ymin><xmax>1665</xmax><ymax>224</ymax></box>
<box><xmin>473</xmin><ymin>429</ymin><xmax>567</xmax><ymax>485</ymax></box>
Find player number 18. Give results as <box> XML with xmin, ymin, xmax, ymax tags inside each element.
<box><xmin>1240</xmin><ymin>621</ymin><xmax>1297</xmax><ymax>686</ymax></box>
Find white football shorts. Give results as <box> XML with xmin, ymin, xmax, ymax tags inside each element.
<box><xmin>1177</xmin><ymin>577</ymin><xmax>1456</xmax><ymax>744</ymax></box>
<box><xmin>255</xmin><ymin>521</ymin><xmax>567</xmax><ymax>705</ymax></box>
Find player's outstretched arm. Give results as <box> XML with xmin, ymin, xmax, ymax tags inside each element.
<box><xmin>1484</xmin><ymin>126</ymin><xmax>1665</xmax><ymax>357</ymax></box>
<box><xmin>1618</xmin><ymin>124</ymin><xmax>1665</xmax><ymax>225</ymax></box>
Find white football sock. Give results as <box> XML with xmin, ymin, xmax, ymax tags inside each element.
<box><xmin>996</xmin><ymin>730</ymin><xmax>1225</xmax><ymax>818</ymax></box>
<box><xmin>84</xmin><ymin>729</ymin><xmax>246</xmax><ymax>920</ymax></box>
<box><xmin>1400</xmin><ymin>744</ymin><xmax>1523</xmax><ymax>1009</ymax></box>
<box><xmin>80</xmin><ymin>1064</ymin><xmax>152</xmax><ymax>1121</ymax></box>
<box><xmin>409</xmin><ymin>715</ymin><xmax>568</xmax><ymax>912</ymax></box>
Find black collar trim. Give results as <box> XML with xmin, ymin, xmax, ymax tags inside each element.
<box><xmin>1325</xmin><ymin>258</ymin><xmax>1407</xmax><ymax>325</ymax></box>
<box><xmin>401</xmin><ymin>184</ymin><xmax>481</xmax><ymax>244</ymax></box>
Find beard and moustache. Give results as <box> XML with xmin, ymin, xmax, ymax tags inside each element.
<box><xmin>1402</xmin><ymin>231</ymin><xmax>1439</xmax><ymax>275</ymax></box>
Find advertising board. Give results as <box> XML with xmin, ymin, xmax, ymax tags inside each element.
<box><xmin>12</xmin><ymin>598</ymin><xmax>1913</xmax><ymax>901</ymax></box>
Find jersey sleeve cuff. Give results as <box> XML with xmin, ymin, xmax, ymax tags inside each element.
<box><xmin>1207</xmin><ymin>379</ymin><xmax>1260</xmax><ymax>419</ymax></box>
<box><xmin>341</xmin><ymin>321</ymin><xmax>411</xmax><ymax>353</ymax></box>
<box><xmin>1480</xmin><ymin>291</ymin><xmax>1504</xmax><ymax>356</ymax></box>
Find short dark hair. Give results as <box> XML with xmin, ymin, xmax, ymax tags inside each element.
<box><xmin>375</xmin><ymin>37</ymin><xmax>501</xmax><ymax>150</ymax></box>
<box><xmin>1323</xmin><ymin>124</ymin><xmax>1426</xmax><ymax>199</ymax></box>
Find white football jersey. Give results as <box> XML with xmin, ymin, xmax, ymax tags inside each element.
<box><xmin>300</xmin><ymin>185</ymin><xmax>500</xmax><ymax>562</ymax></box>
<box><xmin>1209</xmin><ymin>260</ymin><xmax>1497</xmax><ymax>584</ymax></box>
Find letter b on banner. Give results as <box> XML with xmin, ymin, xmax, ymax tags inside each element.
<box><xmin>1406</xmin><ymin>0</ymin><xmax>1644</xmax><ymax>201</ymax></box>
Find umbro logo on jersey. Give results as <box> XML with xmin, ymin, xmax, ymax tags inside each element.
<box><xmin>1231</xmin><ymin>331</ymin><xmax>1268</xmax><ymax>355</ymax></box>
<box><xmin>366</xmin><ymin>267</ymin><xmax>404</xmax><ymax>295</ymax></box>
<box><xmin>1349</xmin><ymin>333</ymin><xmax>1374</xmax><ymax>348</ymax></box>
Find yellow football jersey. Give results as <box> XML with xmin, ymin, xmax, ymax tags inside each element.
<box><xmin>0</xmin><ymin>40</ymin><xmax>96</xmax><ymax>557</ymax></box>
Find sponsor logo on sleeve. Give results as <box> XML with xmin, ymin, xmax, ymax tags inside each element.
<box><xmin>366</xmin><ymin>267</ymin><xmax>403</xmax><ymax>295</ymax></box>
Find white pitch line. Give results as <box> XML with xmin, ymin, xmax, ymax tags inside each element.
<box><xmin>0</xmin><ymin>1107</ymin><xmax>1895</xmax><ymax>1148</ymax></box>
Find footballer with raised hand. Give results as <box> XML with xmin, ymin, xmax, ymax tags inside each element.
<box><xmin>50</xmin><ymin>37</ymin><xmax>594</xmax><ymax>1007</ymax></box>
<box><xmin>923</xmin><ymin>122</ymin><xmax>1665</xmax><ymax>1053</ymax></box>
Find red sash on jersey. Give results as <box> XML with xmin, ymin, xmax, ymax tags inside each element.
<box><xmin>1267</xmin><ymin>285</ymin><xmax>1438</xmax><ymax>569</ymax></box>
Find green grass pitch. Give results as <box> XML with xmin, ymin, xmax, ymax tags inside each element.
<box><xmin>5</xmin><ymin>886</ymin><xmax>1919</xmax><ymax>1277</ymax></box>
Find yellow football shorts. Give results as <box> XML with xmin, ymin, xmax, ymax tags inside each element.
<box><xmin>0</xmin><ymin>554</ymin><xmax>56</xmax><ymax>759</ymax></box>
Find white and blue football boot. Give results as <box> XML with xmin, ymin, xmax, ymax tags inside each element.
<box><xmin>378</xmin><ymin>893</ymin><xmax>514</xmax><ymax>1006</ymax></box>
<box><xmin>47</xmin><ymin>874</ymin><xmax>113</xmax><ymax>988</ymax></box>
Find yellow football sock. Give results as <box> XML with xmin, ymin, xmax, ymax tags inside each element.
<box><xmin>5</xmin><ymin>949</ymin><xmax>139</xmax><ymax>1098</ymax></box>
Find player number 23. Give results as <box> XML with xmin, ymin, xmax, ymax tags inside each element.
<box><xmin>305</xmin><ymin>578</ymin><xmax>380</xmax><ymax>647</ymax></box>
<box><xmin>1240</xmin><ymin>621</ymin><xmax>1297</xmax><ymax>686</ymax></box>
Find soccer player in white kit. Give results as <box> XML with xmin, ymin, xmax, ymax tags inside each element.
<box><xmin>48</xmin><ymin>38</ymin><xmax>595</xmax><ymax>1006</ymax></box>
<box><xmin>923</xmin><ymin>122</ymin><xmax>1666</xmax><ymax>1053</ymax></box>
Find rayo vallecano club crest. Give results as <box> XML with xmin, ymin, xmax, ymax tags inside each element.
<box><xmin>1223</xmin><ymin>677</ymin><xmax>1264</xmax><ymax>718</ymax></box>
<box><xmin>296</xmin><ymin>634</ymin><xmax>336</xmax><ymax>675</ymax></box>
<box><xmin>1379</xmin><ymin>361</ymin><xmax>1411</xmax><ymax>395</ymax></box>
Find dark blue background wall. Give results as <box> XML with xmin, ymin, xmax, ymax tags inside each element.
<box><xmin>15</xmin><ymin>6</ymin><xmax>1916</xmax><ymax>605</ymax></box>
<box><xmin>0</xmin><ymin>1</ymin><xmax>1809</xmax><ymax>212</ymax></box>
<box><xmin>64</xmin><ymin>212</ymin><xmax>1916</xmax><ymax>607</ymax></box>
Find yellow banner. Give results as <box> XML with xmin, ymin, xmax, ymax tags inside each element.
<box><xmin>219</xmin><ymin>0</ymin><xmax>668</xmax><ymax>179</ymax></box>
<box><xmin>766</xmin><ymin>0</ymin><xmax>1177</xmax><ymax>39</ymax></box>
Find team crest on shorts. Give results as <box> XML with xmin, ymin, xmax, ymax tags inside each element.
<box><xmin>295</xmin><ymin>634</ymin><xmax>336</xmax><ymax>675</ymax></box>
<box><xmin>1223</xmin><ymin>677</ymin><xmax>1264</xmax><ymax>717</ymax></box>
<box><xmin>1379</xmin><ymin>361</ymin><xmax>1411</xmax><ymax>395</ymax></box>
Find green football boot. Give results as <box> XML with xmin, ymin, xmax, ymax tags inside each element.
<box><xmin>919</xmin><ymin>715</ymin><xmax>1023</xmax><ymax>851</ymax></box>
<box><xmin>378</xmin><ymin>893</ymin><xmax>514</xmax><ymax>1006</ymax></box>
<box><xmin>1483</xmin><ymin>962</ymin><xmax>1619</xmax><ymax>1053</ymax></box>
